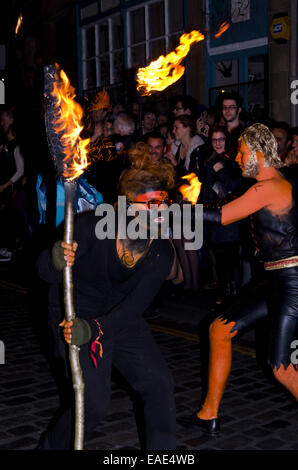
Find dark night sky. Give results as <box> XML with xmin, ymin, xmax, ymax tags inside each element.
<box><xmin>0</xmin><ymin>0</ymin><xmax>42</xmax><ymax>44</ymax></box>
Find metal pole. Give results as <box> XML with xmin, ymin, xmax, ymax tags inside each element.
<box><xmin>63</xmin><ymin>180</ymin><xmax>85</xmax><ymax>450</ymax></box>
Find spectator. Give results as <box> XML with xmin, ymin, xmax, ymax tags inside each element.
<box><xmin>166</xmin><ymin>127</ymin><xmax>180</xmax><ymax>157</ymax></box>
<box><xmin>113</xmin><ymin>112</ymin><xmax>135</xmax><ymax>138</ymax></box>
<box><xmin>203</xmin><ymin>125</ymin><xmax>243</xmax><ymax>303</ymax></box>
<box><xmin>0</xmin><ymin>109</ymin><xmax>26</xmax><ymax>260</ymax></box>
<box><xmin>221</xmin><ymin>91</ymin><xmax>246</xmax><ymax>159</ymax></box>
<box><xmin>272</xmin><ymin>121</ymin><xmax>292</xmax><ymax>162</ymax></box>
<box><xmin>172</xmin><ymin>95</ymin><xmax>198</xmax><ymax>120</ymax></box>
<box><xmin>158</xmin><ymin>123</ymin><xmax>169</xmax><ymax>138</ymax></box>
<box><xmin>140</xmin><ymin>109</ymin><xmax>158</xmax><ymax>137</ymax></box>
<box><xmin>88</xmin><ymin>90</ymin><xmax>112</xmax><ymax>140</ymax></box>
<box><xmin>103</xmin><ymin>117</ymin><xmax>114</xmax><ymax>138</ymax></box>
<box><xmin>113</xmin><ymin>112</ymin><xmax>136</xmax><ymax>152</ymax></box>
<box><xmin>145</xmin><ymin>131</ymin><xmax>167</xmax><ymax>163</ymax></box>
<box><xmin>165</xmin><ymin>115</ymin><xmax>205</xmax><ymax>295</ymax></box>
<box><xmin>166</xmin><ymin>114</ymin><xmax>206</xmax><ymax>177</ymax></box>
<box><xmin>284</xmin><ymin>127</ymin><xmax>298</xmax><ymax>169</ymax></box>
<box><xmin>84</xmin><ymin>113</ymin><xmax>136</xmax><ymax>206</ymax></box>
<box><xmin>113</xmin><ymin>103</ymin><xmax>126</xmax><ymax>117</ymax></box>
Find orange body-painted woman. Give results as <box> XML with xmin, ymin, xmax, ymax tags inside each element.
<box><xmin>192</xmin><ymin>123</ymin><xmax>298</xmax><ymax>435</ymax></box>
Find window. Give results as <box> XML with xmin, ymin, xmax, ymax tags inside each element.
<box><xmin>82</xmin><ymin>14</ymin><xmax>124</xmax><ymax>91</ymax></box>
<box><xmin>101</xmin><ymin>0</ymin><xmax>120</xmax><ymax>12</ymax></box>
<box><xmin>127</xmin><ymin>0</ymin><xmax>184</xmax><ymax>68</ymax></box>
<box><xmin>81</xmin><ymin>0</ymin><xmax>184</xmax><ymax>92</ymax></box>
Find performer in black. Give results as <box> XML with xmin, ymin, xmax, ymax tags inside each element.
<box><xmin>37</xmin><ymin>161</ymin><xmax>177</xmax><ymax>450</ymax></box>
<box><xmin>193</xmin><ymin>123</ymin><xmax>298</xmax><ymax>435</ymax></box>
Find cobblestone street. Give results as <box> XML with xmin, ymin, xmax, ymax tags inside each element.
<box><xmin>0</xmin><ymin>270</ymin><xmax>297</xmax><ymax>453</ymax></box>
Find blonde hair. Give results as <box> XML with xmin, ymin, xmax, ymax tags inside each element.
<box><xmin>128</xmin><ymin>142</ymin><xmax>152</xmax><ymax>169</ymax></box>
<box><xmin>119</xmin><ymin>142</ymin><xmax>175</xmax><ymax>200</ymax></box>
<box><xmin>240</xmin><ymin>123</ymin><xmax>285</xmax><ymax>168</ymax></box>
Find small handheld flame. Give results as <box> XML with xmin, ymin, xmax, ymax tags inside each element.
<box><xmin>15</xmin><ymin>13</ymin><xmax>23</xmax><ymax>36</ymax></box>
<box><xmin>137</xmin><ymin>30</ymin><xmax>204</xmax><ymax>96</ymax></box>
<box><xmin>179</xmin><ymin>173</ymin><xmax>202</xmax><ymax>206</ymax></box>
<box><xmin>51</xmin><ymin>67</ymin><xmax>90</xmax><ymax>181</ymax></box>
<box><xmin>214</xmin><ymin>21</ymin><xmax>230</xmax><ymax>38</ymax></box>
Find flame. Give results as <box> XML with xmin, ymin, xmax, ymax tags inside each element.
<box><xmin>179</xmin><ymin>173</ymin><xmax>202</xmax><ymax>205</ymax></box>
<box><xmin>15</xmin><ymin>13</ymin><xmax>23</xmax><ymax>35</ymax></box>
<box><xmin>136</xmin><ymin>23</ymin><xmax>230</xmax><ymax>96</ymax></box>
<box><xmin>137</xmin><ymin>30</ymin><xmax>204</xmax><ymax>96</ymax></box>
<box><xmin>214</xmin><ymin>21</ymin><xmax>230</xmax><ymax>38</ymax></box>
<box><xmin>51</xmin><ymin>67</ymin><xmax>90</xmax><ymax>180</ymax></box>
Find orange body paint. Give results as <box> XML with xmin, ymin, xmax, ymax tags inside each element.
<box><xmin>197</xmin><ymin>317</ymin><xmax>238</xmax><ymax>420</ymax></box>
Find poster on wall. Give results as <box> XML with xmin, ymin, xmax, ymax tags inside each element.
<box><xmin>231</xmin><ymin>0</ymin><xmax>250</xmax><ymax>23</ymax></box>
<box><xmin>215</xmin><ymin>58</ymin><xmax>238</xmax><ymax>88</ymax></box>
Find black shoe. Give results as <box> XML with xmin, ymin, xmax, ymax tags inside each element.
<box><xmin>191</xmin><ymin>413</ymin><xmax>220</xmax><ymax>435</ymax></box>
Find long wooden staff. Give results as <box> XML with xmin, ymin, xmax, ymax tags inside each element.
<box><xmin>44</xmin><ymin>64</ymin><xmax>88</xmax><ymax>449</ymax></box>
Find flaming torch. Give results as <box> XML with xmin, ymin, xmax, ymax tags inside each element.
<box><xmin>136</xmin><ymin>23</ymin><xmax>229</xmax><ymax>96</ymax></box>
<box><xmin>137</xmin><ymin>30</ymin><xmax>205</xmax><ymax>96</ymax></box>
<box><xmin>44</xmin><ymin>64</ymin><xmax>90</xmax><ymax>450</ymax></box>
<box><xmin>136</xmin><ymin>23</ymin><xmax>229</xmax><ymax>129</ymax></box>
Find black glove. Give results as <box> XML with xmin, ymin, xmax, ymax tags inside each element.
<box><xmin>203</xmin><ymin>207</ymin><xmax>222</xmax><ymax>224</ymax></box>
<box><xmin>52</xmin><ymin>240</ymin><xmax>66</xmax><ymax>271</ymax></box>
<box><xmin>70</xmin><ymin>318</ymin><xmax>92</xmax><ymax>346</ymax></box>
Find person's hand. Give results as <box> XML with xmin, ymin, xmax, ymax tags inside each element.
<box><xmin>59</xmin><ymin>319</ymin><xmax>73</xmax><ymax>344</ymax></box>
<box><xmin>213</xmin><ymin>162</ymin><xmax>224</xmax><ymax>172</ymax></box>
<box><xmin>164</xmin><ymin>151</ymin><xmax>177</xmax><ymax>166</ymax></box>
<box><xmin>285</xmin><ymin>149</ymin><xmax>298</xmax><ymax>167</ymax></box>
<box><xmin>59</xmin><ymin>318</ymin><xmax>91</xmax><ymax>346</ymax></box>
<box><xmin>52</xmin><ymin>240</ymin><xmax>78</xmax><ymax>271</ymax></box>
<box><xmin>61</xmin><ymin>241</ymin><xmax>78</xmax><ymax>267</ymax></box>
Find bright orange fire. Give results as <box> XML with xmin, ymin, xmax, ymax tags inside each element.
<box><xmin>15</xmin><ymin>13</ymin><xmax>23</xmax><ymax>35</ymax></box>
<box><xmin>137</xmin><ymin>23</ymin><xmax>230</xmax><ymax>96</ymax></box>
<box><xmin>214</xmin><ymin>21</ymin><xmax>230</xmax><ymax>39</ymax></box>
<box><xmin>179</xmin><ymin>173</ymin><xmax>202</xmax><ymax>205</ymax></box>
<box><xmin>51</xmin><ymin>67</ymin><xmax>90</xmax><ymax>181</ymax></box>
<box><xmin>137</xmin><ymin>30</ymin><xmax>205</xmax><ymax>96</ymax></box>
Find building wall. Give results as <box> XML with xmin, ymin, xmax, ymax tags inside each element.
<box><xmin>204</xmin><ymin>0</ymin><xmax>268</xmax><ymax>123</ymax></box>
<box><xmin>186</xmin><ymin>0</ymin><xmax>206</xmax><ymax>105</ymax></box>
<box><xmin>268</xmin><ymin>0</ymin><xmax>292</xmax><ymax>123</ymax></box>
<box><xmin>41</xmin><ymin>0</ymin><xmax>78</xmax><ymax>85</ymax></box>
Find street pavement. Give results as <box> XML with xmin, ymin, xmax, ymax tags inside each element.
<box><xmin>0</xmin><ymin>255</ymin><xmax>297</xmax><ymax>452</ymax></box>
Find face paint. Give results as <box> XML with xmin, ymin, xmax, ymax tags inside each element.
<box><xmin>236</xmin><ymin>140</ymin><xmax>259</xmax><ymax>178</ymax></box>
<box><xmin>128</xmin><ymin>190</ymin><xmax>170</xmax><ymax>238</ymax></box>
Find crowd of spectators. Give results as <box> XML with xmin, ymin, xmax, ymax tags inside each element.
<box><xmin>1</xmin><ymin>87</ymin><xmax>298</xmax><ymax>309</ymax></box>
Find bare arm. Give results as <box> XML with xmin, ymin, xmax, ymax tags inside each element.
<box><xmin>221</xmin><ymin>182</ymin><xmax>273</xmax><ymax>225</ymax></box>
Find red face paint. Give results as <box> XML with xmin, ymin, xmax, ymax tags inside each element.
<box><xmin>133</xmin><ymin>191</ymin><xmax>170</xmax><ymax>209</ymax></box>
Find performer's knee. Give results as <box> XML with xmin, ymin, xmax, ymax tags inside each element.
<box><xmin>209</xmin><ymin>316</ymin><xmax>238</xmax><ymax>343</ymax></box>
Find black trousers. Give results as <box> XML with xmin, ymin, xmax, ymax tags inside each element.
<box><xmin>41</xmin><ymin>317</ymin><xmax>176</xmax><ymax>450</ymax></box>
<box><xmin>222</xmin><ymin>266</ymin><xmax>298</xmax><ymax>369</ymax></box>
